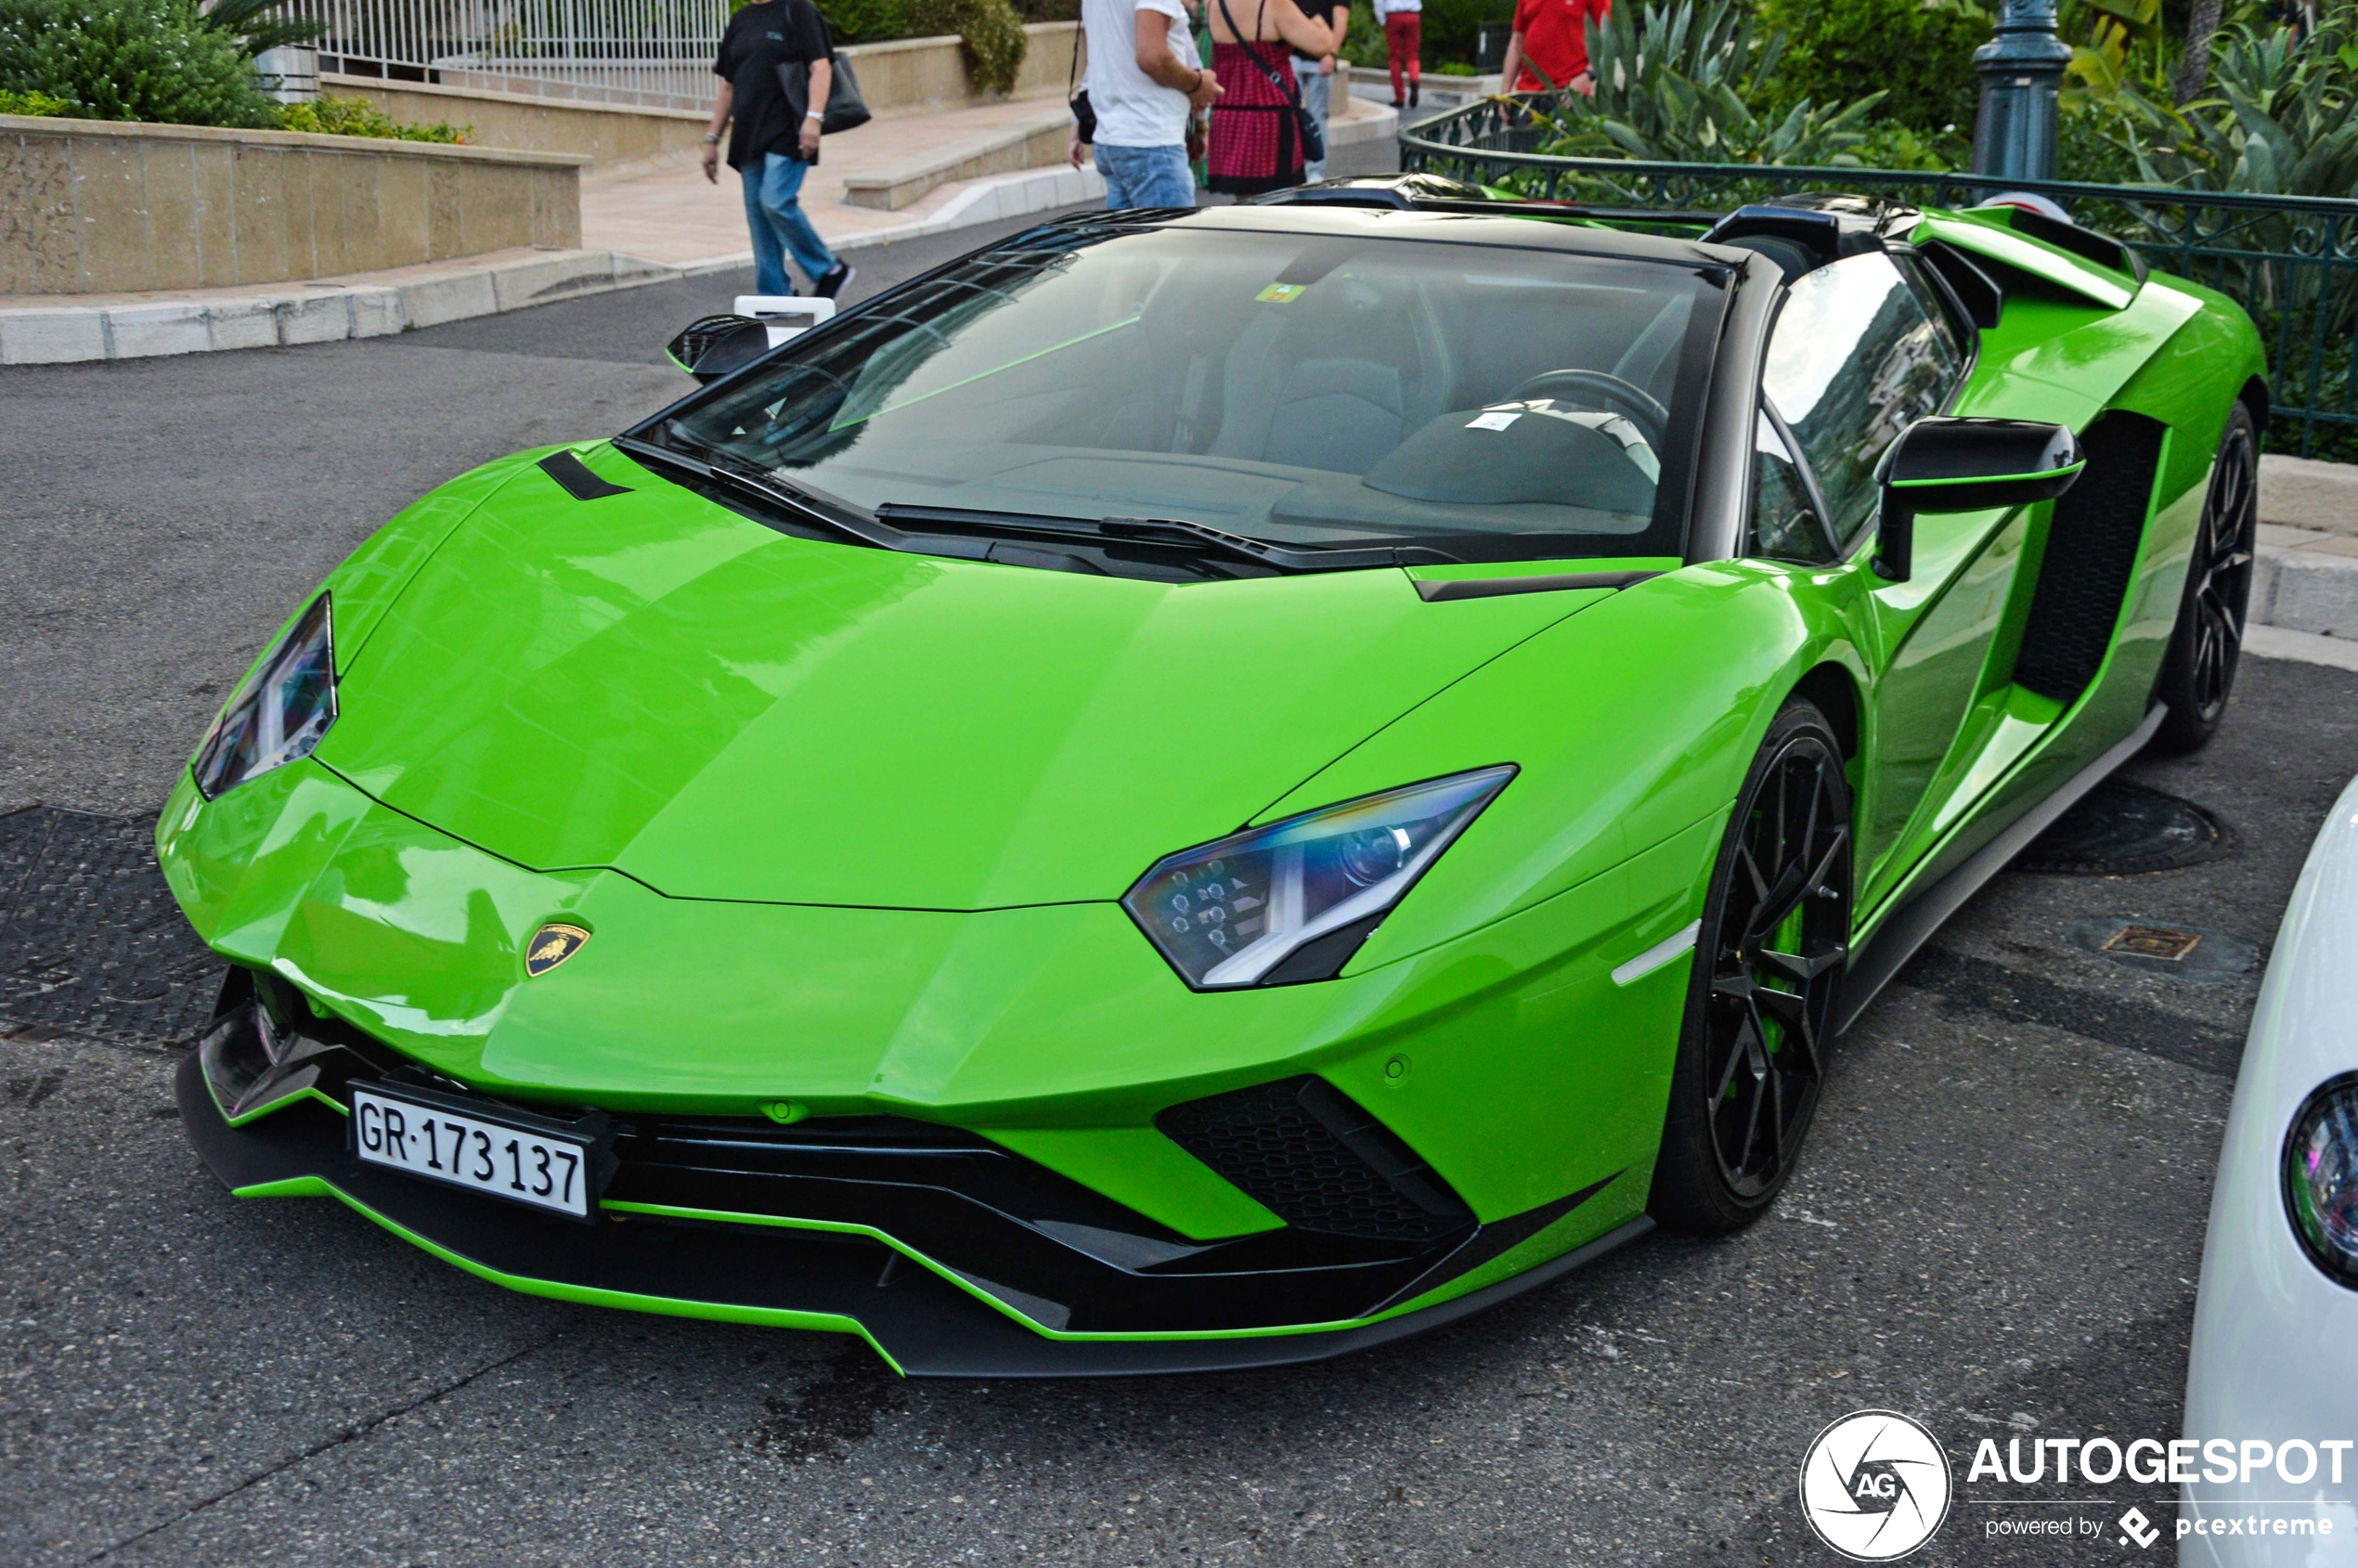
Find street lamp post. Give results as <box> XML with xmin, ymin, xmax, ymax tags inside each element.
<box><xmin>1971</xmin><ymin>0</ymin><xmax>2073</xmax><ymax>181</ymax></box>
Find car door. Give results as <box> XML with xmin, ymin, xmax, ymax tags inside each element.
<box><xmin>1752</xmin><ymin>248</ymin><xmax>2028</xmax><ymax>911</ymax></box>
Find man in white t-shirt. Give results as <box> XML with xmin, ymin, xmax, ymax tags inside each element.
<box><xmin>1069</xmin><ymin>0</ymin><xmax>1223</xmax><ymax>209</ymax></box>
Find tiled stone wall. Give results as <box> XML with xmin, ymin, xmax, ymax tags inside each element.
<box><xmin>0</xmin><ymin>115</ymin><xmax>587</xmax><ymax>295</ymax></box>
<box><xmin>838</xmin><ymin>23</ymin><xmax>1084</xmax><ymax>118</ymax></box>
<box><xmin>321</xmin><ymin>76</ymin><xmax>710</xmax><ymax>168</ymax></box>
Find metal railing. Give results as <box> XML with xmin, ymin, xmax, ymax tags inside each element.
<box><xmin>301</xmin><ymin>0</ymin><xmax>729</xmax><ymax>110</ymax></box>
<box><xmin>1404</xmin><ymin>98</ymin><xmax>2358</xmax><ymax>459</ymax></box>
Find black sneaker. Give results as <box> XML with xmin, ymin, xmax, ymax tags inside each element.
<box><xmin>812</xmin><ymin>262</ymin><xmax>855</xmax><ymax>300</ymax></box>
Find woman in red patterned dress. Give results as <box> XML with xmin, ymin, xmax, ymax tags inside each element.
<box><xmin>1204</xmin><ymin>0</ymin><xmax>1336</xmax><ymax>196</ymax></box>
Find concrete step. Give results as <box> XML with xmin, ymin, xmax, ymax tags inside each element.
<box><xmin>838</xmin><ymin>90</ymin><xmax>1395</xmax><ymax>212</ymax></box>
<box><xmin>842</xmin><ymin>108</ymin><xmax>1073</xmax><ymax>212</ymax></box>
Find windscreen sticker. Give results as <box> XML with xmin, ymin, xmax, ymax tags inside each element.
<box><xmin>1255</xmin><ymin>282</ymin><xmax>1308</xmax><ymax>304</ymax></box>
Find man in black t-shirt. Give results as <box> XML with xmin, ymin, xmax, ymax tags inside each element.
<box><xmin>701</xmin><ymin>0</ymin><xmax>853</xmax><ymax>299</ymax></box>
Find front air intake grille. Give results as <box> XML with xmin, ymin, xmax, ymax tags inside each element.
<box><xmin>1157</xmin><ymin>1078</ymin><xmax>1475</xmax><ymax>1242</ymax></box>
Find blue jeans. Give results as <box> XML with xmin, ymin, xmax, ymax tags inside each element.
<box><xmin>740</xmin><ymin>152</ymin><xmax>838</xmax><ymax>295</ymax></box>
<box><xmin>1093</xmin><ymin>141</ymin><xmax>1196</xmax><ymax>211</ymax></box>
<box><xmin>1293</xmin><ymin>58</ymin><xmax>1331</xmax><ymax>181</ymax></box>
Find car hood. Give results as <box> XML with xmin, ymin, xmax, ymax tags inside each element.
<box><xmin>317</xmin><ymin>447</ymin><xmax>1606</xmax><ymax>908</ymax></box>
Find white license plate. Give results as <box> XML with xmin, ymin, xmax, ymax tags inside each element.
<box><xmin>351</xmin><ymin>1085</ymin><xmax>592</xmax><ymax>1218</ymax></box>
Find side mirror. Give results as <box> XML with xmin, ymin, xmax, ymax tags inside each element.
<box><xmin>665</xmin><ymin>295</ymin><xmax>836</xmax><ymax>382</ymax></box>
<box><xmin>1874</xmin><ymin>416</ymin><xmax>2083</xmax><ymax>581</ymax></box>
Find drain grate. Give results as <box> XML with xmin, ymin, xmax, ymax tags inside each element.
<box><xmin>2101</xmin><ymin>924</ymin><xmax>2204</xmax><ymax>962</ymax></box>
<box><xmin>2016</xmin><ymin>781</ymin><xmax>2232</xmax><ymax>875</ymax></box>
<box><xmin>2066</xmin><ymin>916</ymin><xmax>2255</xmax><ymax>983</ymax></box>
<box><xmin>0</xmin><ymin>806</ymin><xmax>222</xmax><ymax>1050</ymax></box>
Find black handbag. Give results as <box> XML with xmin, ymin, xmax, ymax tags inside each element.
<box><xmin>1069</xmin><ymin>21</ymin><xmax>1095</xmax><ymax>143</ymax></box>
<box><xmin>777</xmin><ymin>26</ymin><xmax>872</xmax><ymax>141</ymax></box>
<box><xmin>1213</xmin><ymin>0</ymin><xmax>1325</xmax><ymax>166</ymax></box>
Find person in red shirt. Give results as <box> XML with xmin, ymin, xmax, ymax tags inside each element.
<box><xmin>1499</xmin><ymin>0</ymin><xmax>1608</xmax><ymax>95</ymax></box>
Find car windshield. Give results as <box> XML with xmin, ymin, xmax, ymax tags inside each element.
<box><xmin>650</xmin><ymin>225</ymin><xmax>1726</xmax><ymax>561</ymax></box>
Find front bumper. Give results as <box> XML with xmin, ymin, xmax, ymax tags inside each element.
<box><xmin>182</xmin><ymin>989</ymin><xmax>1646</xmax><ymax>1376</ymax></box>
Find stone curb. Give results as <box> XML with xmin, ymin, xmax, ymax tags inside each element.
<box><xmin>2253</xmin><ymin>540</ymin><xmax>2358</xmax><ymax>641</ymax></box>
<box><xmin>2247</xmin><ymin>622</ymin><xmax>2358</xmax><ymax>671</ymax></box>
<box><xmin>0</xmin><ymin>249</ymin><xmax>679</xmax><ymax>365</ymax></box>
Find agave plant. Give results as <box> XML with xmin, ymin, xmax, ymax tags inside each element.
<box><xmin>1522</xmin><ymin>0</ymin><xmax>1887</xmax><ymax>166</ymax></box>
<box><xmin>2071</xmin><ymin>8</ymin><xmax>2358</xmax><ymax>378</ymax></box>
<box><xmin>2061</xmin><ymin>0</ymin><xmax>2173</xmax><ymax>100</ymax></box>
<box><xmin>2099</xmin><ymin>7</ymin><xmax>2358</xmax><ymax>196</ymax></box>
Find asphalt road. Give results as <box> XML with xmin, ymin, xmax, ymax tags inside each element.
<box><xmin>6</xmin><ymin>163</ymin><xmax>2356</xmax><ymax>1567</ymax></box>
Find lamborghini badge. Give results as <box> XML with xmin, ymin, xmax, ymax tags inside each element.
<box><xmin>525</xmin><ymin>923</ymin><xmax>590</xmax><ymax>978</ymax></box>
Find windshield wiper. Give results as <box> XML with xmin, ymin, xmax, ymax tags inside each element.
<box><xmin>615</xmin><ymin>436</ymin><xmax>900</xmax><ymax>552</ymax></box>
<box><xmin>1100</xmin><ymin>515</ymin><xmax>1461</xmax><ymax>572</ymax></box>
<box><xmin>876</xmin><ymin>503</ymin><xmax>1460</xmax><ymax>574</ymax></box>
<box><xmin>616</xmin><ymin>451</ymin><xmax>1464</xmax><ymax>577</ymax></box>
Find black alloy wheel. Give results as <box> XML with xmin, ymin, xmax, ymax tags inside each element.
<box><xmin>2154</xmin><ymin>403</ymin><xmax>2260</xmax><ymax>754</ymax></box>
<box><xmin>1650</xmin><ymin>700</ymin><xmax>1853</xmax><ymax>1233</ymax></box>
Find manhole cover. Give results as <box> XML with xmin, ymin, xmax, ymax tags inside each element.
<box><xmin>2016</xmin><ymin>781</ymin><xmax>2231</xmax><ymax>875</ymax></box>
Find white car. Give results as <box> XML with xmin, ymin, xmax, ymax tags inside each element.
<box><xmin>2183</xmin><ymin>774</ymin><xmax>2358</xmax><ymax>1562</ymax></box>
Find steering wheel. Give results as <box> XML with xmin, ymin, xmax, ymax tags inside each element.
<box><xmin>1503</xmin><ymin>369</ymin><xmax>1671</xmax><ymax>454</ymax></box>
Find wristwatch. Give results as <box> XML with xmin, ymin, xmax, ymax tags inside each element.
<box><xmin>702</xmin><ymin>132</ymin><xmax>720</xmax><ymax>145</ymax></box>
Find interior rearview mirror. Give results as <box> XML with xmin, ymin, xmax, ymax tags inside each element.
<box><xmin>1873</xmin><ymin>416</ymin><xmax>2084</xmax><ymax>581</ymax></box>
<box><xmin>666</xmin><ymin>295</ymin><xmax>837</xmax><ymax>382</ymax></box>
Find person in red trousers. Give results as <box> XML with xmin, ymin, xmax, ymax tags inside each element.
<box><xmin>1374</xmin><ymin>0</ymin><xmax>1420</xmax><ymax>108</ymax></box>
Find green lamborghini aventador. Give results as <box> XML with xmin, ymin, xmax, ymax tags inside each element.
<box><xmin>160</xmin><ymin>179</ymin><xmax>2267</xmax><ymax>1374</ymax></box>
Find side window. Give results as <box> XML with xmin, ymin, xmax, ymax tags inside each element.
<box><xmin>1751</xmin><ymin>410</ymin><xmax>1834</xmax><ymax>564</ymax></box>
<box><xmin>1898</xmin><ymin>254</ymin><xmax>1970</xmax><ymax>369</ymax></box>
<box><xmin>1762</xmin><ymin>252</ymin><xmax>1966</xmax><ymax>548</ymax></box>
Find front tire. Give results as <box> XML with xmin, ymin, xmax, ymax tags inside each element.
<box><xmin>1648</xmin><ymin>699</ymin><xmax>1853</xmax><ymax>1235</ymax></box>
<box><xmin>2151</xmin><ymin>402</ymin><xmax>2260</xmax><ymax>755</ymax></box>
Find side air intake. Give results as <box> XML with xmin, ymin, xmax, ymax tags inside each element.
<box><xmin>1157</xmin><ymin>1077</ymin><xmax>1475</xmax><ymax>1242</ymax></box>
<box><xmin>2012</xmin><ymin>409</ymin><xmax>2170</xmax><ymax>706</ymax></box>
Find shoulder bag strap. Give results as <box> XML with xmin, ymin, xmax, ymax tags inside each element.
<box><xmin>1214</xmin><ymin>0</ymin><xmax>1303</xmax><ymax>102</ymax></box>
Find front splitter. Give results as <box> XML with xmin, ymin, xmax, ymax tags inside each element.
<box><xmin>175</xmin><ymin>1051</ymin><xmax>1650</xmax><ymax>1377</ymax></box>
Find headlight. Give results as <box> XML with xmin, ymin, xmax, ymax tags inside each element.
<box><xmin>192</xmin><ymin>594</ymin><xmax>337</xmax><ymax>799</ymax></box>
<box><xmin>2283</xmin><ymin>1072</ymin><xmax>2358</xmax><ymax>1286</ymax></box>
<box><xmin>1121</xmin><ymin>765</ymin><xmax>1514</xmax><ymax>990</ymax></box>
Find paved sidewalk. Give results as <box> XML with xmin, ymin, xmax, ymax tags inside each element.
<box><xmin>585</xmin><ymin>97</ymin><xmax>1078</xmax><ymax>267</ymax></box>
<box><xmin>584</xmin><ymin>89</ymin><xmax>1397</xmax><ymax>267</ymax></box>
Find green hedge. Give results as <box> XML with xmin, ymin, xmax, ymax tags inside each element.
<box><xmin>277</xmin><ymin>93</ymin><xmax>471</xmax><ymax>143</ymax></box>
<box><xmin>1757</xmin><ymin>0</ymin><xmax>1986</xmax><ymax>134</ymax></box>
<box><xmin>801</xmin><ymin>0</ymin><xmax>1034</xmax><ymax>95</ymax></box>
<box><xmin>0</xmin><ymin>84</ymin><xmax>67</xmax><ymax>114</ymax></box>
<box><xmin>0</xmin><ymin>0</ymin><xmax>277</xmax><ymax>127</ymax></box>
